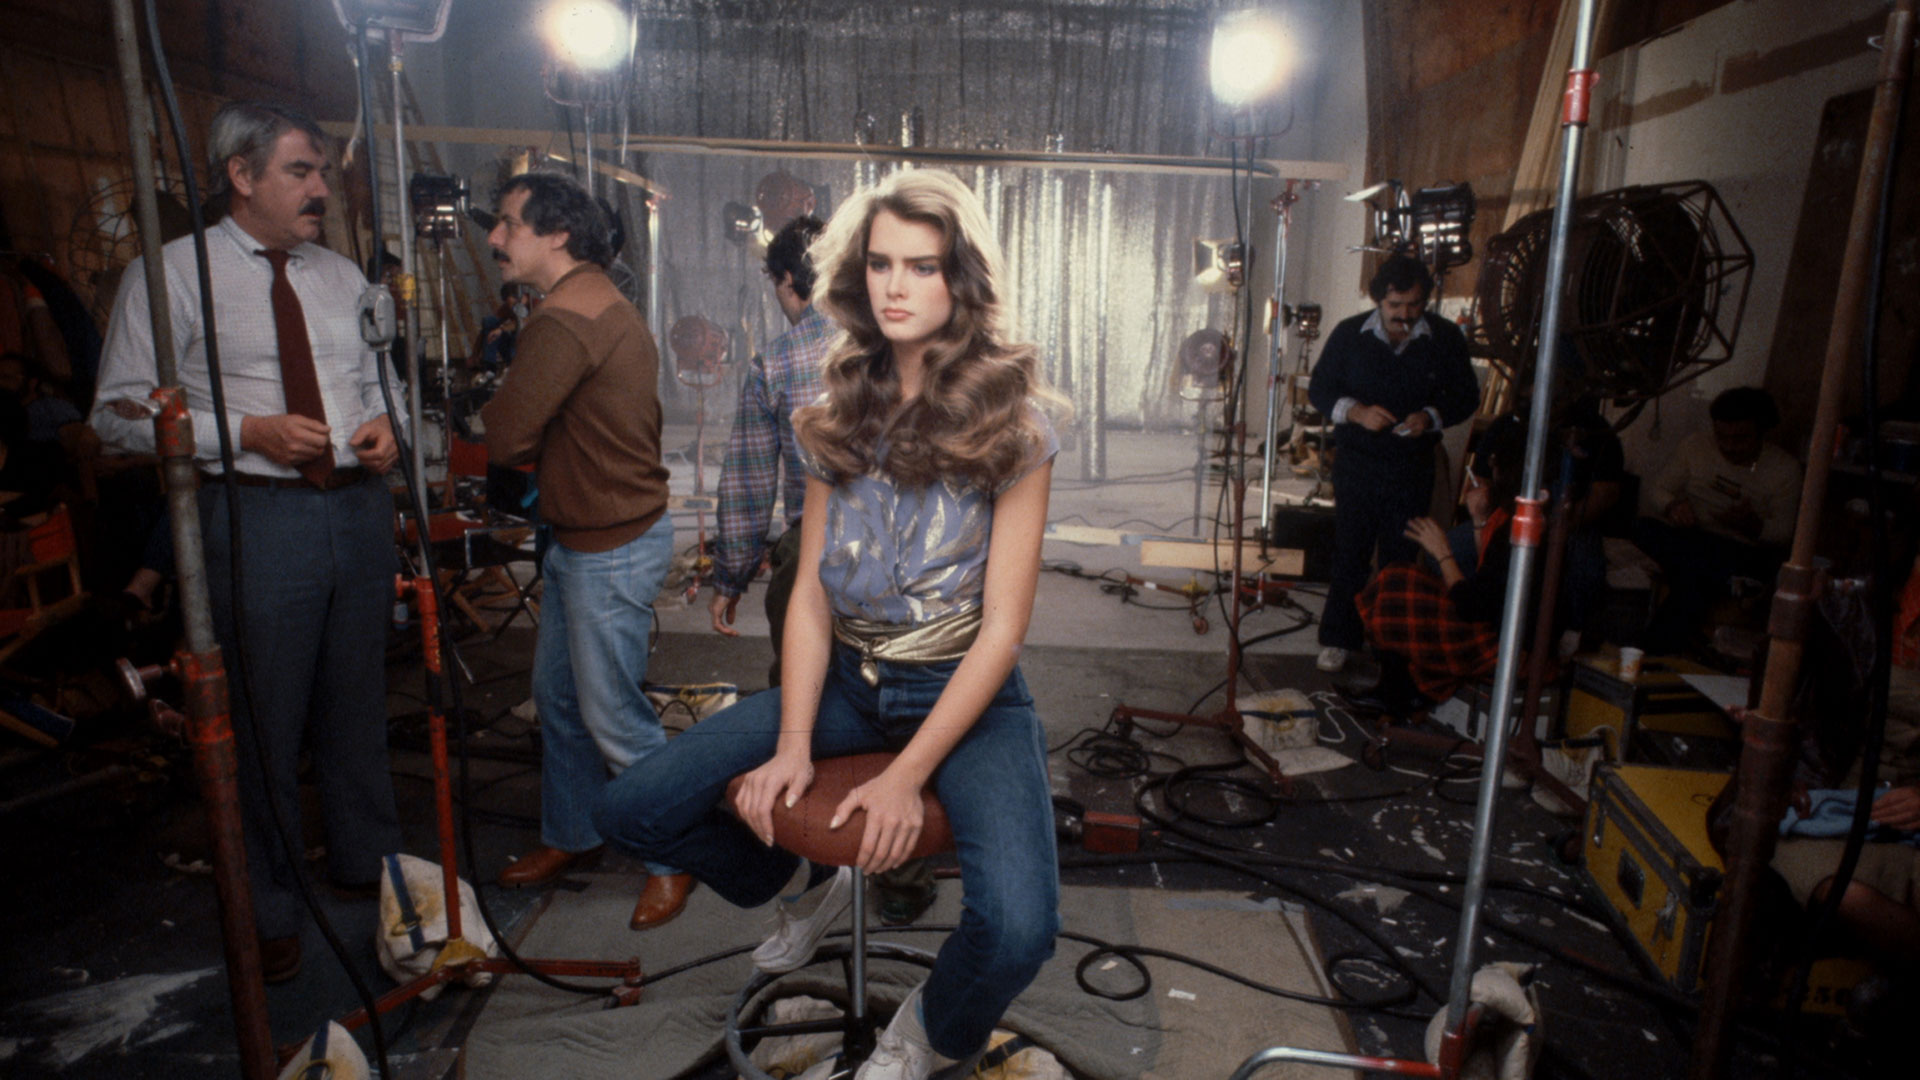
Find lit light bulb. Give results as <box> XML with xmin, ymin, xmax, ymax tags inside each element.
<box><xmin>545</xmin><ymin>0</ymin><xmax>628</xmax><ymax>72</ymax></box>
<box><xmin>1210</xmin><ymin>11</ymin><xmax>1292</xmax><ymax>107</ymax></box>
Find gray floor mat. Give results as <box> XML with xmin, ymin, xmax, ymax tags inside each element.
<box><xmin>462</xmin><ymin>873</ymin><xmax>1356</xmax><ymax>1079</ymax></box>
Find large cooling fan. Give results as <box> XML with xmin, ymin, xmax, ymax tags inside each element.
<box><xmin>66</xmin><ymin>175</ymin><xmax>193</xmax><ymax>324</ymax></box>
<box><xmin>1471</xmin><ymin>181</ymin><xmax>1753</xmax><ymax>406</ymax></box>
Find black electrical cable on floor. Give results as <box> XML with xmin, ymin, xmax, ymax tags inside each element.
<box><xmin>141</xmin><ymin>3</ymin><xmax>393</xmax><ymax>1073</ymax></box>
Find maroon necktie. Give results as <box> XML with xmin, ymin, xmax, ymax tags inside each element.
<box><xmin>259</xmin><ymin>249</ymin><xmax>333</xmax><ymax>485</ymax></box>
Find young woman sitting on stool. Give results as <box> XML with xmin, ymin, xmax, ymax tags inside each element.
<box><xmin>593</xmin><ymin>168</ymin><xmax>1064</xmax><ymax>1080</ymax></box>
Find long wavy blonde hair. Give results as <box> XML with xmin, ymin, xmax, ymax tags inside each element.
<box><xmin>795</xmin><ymin>169</ymin><xmax>1066</xmax><ymax>491</ymax></box>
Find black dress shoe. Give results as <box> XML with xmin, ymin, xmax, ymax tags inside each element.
<box><xmin>260</xmin><ymin>936</ymin><xmax>301</xmax><ymax>984</ymax></box>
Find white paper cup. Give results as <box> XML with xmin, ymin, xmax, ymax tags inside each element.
<box><xmin>1618</xmin><ymin>646</ymin><xmax>1645</xmax><ymax>681</ymax></box>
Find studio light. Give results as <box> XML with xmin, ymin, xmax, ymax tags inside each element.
<box><xmin>409</xmin><ymin>173</ymin><xmax>470</xmax><ymax>241</ymax></box>
<box><xmin>1193</xmin><ymin>237</ymin><xmax>1247</xmax><ymax>293</ymax></box>
<box><xmin>720</xmin><ymin>201</ymin><xmax>763</xmax><ymax>246</ymax></box>
<box><xmin>544</xmin><ymin>0</ymin><xmax>628</xmax><ymax>72</ymax></box>
<box><xmin>328</xmin><ymin>0</ymin><xmax>452</xmax><ymax>39</ymax></box>
<box><xmin>1210</xmin><ymin>9</ymin><xmax>1292</xmax><ymax>107</ymax></box>
<box><xmin>1405</xmin><ymin>183</ymin><xmax>1477</xmax><ymax>274</ymax></box>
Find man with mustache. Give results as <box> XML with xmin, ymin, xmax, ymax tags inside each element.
<box><xmin>1307</xmin><ymin>254</ymin><xmax>1480</xmax><ymax>674</ymax></box>
<box><xmin>479</xmin><ymin>174</ymin><xmax>687</xmax><ymax>928</ymax></box>
<box><xmin>93</xmin><ymin>101</ymin><xmax>404</xmax><ymax>983</ymax></box>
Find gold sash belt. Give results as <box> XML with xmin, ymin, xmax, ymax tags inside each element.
<box><xmin>833</xmin><ymin>607</ymin><xmax>983</xmax><ymax>686</ymax></box>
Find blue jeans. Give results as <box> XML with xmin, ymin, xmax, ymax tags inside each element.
<box><xmin>592</xmin><ymin>646</ymin><xmax>1060</xmax><ymax>1059</ymax></box>
<box><xmin>533</xmin><ymin>517</ymin><xmax>676</xmax><ymax>873</ymax></box>
<box><xmin>200</xmin><ymin>474</ymin><xmax>401</xmax><ymax>940</ymax></box>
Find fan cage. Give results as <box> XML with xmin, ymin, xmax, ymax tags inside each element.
<box><xmin>1467</xmin><ymin>181</ymin><xmax>1752</xmax><ymax>416</ymax></box>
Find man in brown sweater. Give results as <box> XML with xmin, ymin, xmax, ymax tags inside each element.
<box><xmin>479</xmin><ymin>173</ymin><xmax>689</xmax><ymax>927</ymax></box>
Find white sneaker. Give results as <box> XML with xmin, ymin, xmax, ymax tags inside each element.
<box><xmin>1316</xmin><ymin>646</ymin><xmax>1349</xmax><ymax>673</ymax></box>
<box><xmin>753</xmin><ymin>865</ymin><xmax>855</xmax><ymax>973</ymax></box>
<box><xmin>854</xmin><ymin>984</ymin><xmax>973</xmax><ymax>1080</ymax></box>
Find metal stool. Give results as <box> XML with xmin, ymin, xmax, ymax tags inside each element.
<box><xmin>723</xmin><ymin>753</ymin><xmax>953</xmax><ymax>1080</ymax></box>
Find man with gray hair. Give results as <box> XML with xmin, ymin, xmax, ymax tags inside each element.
<box><xmin>93</xmin><ymin>101</ymin><xmax>404</xmax><ymax>984</ymax></box>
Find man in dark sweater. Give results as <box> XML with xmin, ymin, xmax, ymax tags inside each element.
<box><xmin>1307</xmin><ymin>255</ymin><xmax>1480</xmax><ymax>673</ymax></box>
<box><xmin>480</xmin><ymin>173</ymin><xmax>689</xmax><ymax>928</ymax></box>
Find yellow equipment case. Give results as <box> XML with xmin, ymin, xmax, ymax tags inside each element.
<box><xmin>1582</xmin><ymin>762</ymin><xmax>1729</xmax><ymax>992</ymax></box>
<box><xmin>1564</xmin><ymin>650</ymin><xmax>1738</xmax><ymax>767</ymax></box>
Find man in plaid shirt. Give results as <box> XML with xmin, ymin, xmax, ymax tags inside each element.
<box><xmin>709</xmin><ymin>215</ymin><xmax>832</xmax><ymax>684</ymax></box>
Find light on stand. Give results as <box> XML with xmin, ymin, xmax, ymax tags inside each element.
<box><xmin>1209</xmin><ymin>10</ymin><xmax>1292</xmax><ymax>107</ymax></box>
<box><xmin>720</xmin><ymin>201</ymin><xmax>763</xmax><ymax>246</ymax></box>
<box><xmin>542</xmin><ymin>0</ymin><xmax>632</xmax><ymax>200</ymax></box>
<box><xmin>1405</xmin><ymin>183</ymin><xmax>1478</xmax><ymax>276</ymax></box>
<box><xmin>543</xmin><ymin>0</ymin><xmax>628</xmax><ymax>71</ymax></box>
<box><xmin>1192</xmin><ymin>237</ymin><xmax>1247</xmax><ymax>293</ymax></box>
<box><xmin>669</xmin><ymin>315</ymin><xmax>732</xmax><ymax>594</ymax></box>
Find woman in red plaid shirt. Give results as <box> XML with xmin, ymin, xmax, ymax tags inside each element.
<box><xmin>1357</xmin><ymin>419</ymin><xmax>1530</xmax><ymax>709</ymax></box>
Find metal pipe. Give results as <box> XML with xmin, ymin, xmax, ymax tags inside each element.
<box><xmin>617</xmin><ymin>2</ymin><xmax>638</xmax><ymax>170</ymax></box>
<box><xmin>436</xmin><ymin>240</ymin><xmax>453</xmax><ymax>436</ymax></box>
<box><xmin>582</xmin><ymin>102</ymin><xmax>596</xmax><ymax>200</ymax></box>
<box><xmin>391</xmin><ymin>42</ymin><xmax>427</xmax><ymax>500</ymax></box>
<box><xmin>647</xmin><ymin>194</ymin><xmax>662</xmax><ymax>344</ymax></box>
<box><xmin>1193</xmin><ymin>397</ymin><xmax>1207</xmax><ymax>538</ymax></box>
<box><xmin>849</xmin><ymin>872</ymin><xmax>868</xmax><ymax>1026</ymax></box>
<box><xmin>112</xmin><ymin>7</ymin><xmax>173</xmax><ymax>388</ymax></box>
<box><xmin>1690</xmin><ymin>3</ymin><xmax>1914</xmax><ymax>1076</ymax></box>
<box><xmin>616</xmin><ymin>130</ymin><xmax>1318</xmax><ymax>179</ymax></box>
<box><xmin>1228</xmin><ymin>1046</ymin><xmax>1442</xmax><ymax>1080</ymax></box>
<box><xmin>1089</xmin><ymin>175</ymin><xmax>1111</xmax><ymax>481</ymax></box>
<box><xmin>1044</xmin><ymin>134</ymin><xmax>1066</xmax><ymax>395</ymax></box>
<box><xmin>1077</xmin><ymin>169</ymin><xmax>1095</xmax><ymax>478</ymax></box>
<box><xmin>1260</xmin><ymin>194</ymin><xmax>1292</xmax><ymax>538</ymax></box>
<box><xmin>1443</xmin><ymin>0</ymin><xmax>1600</xmax><ymax>1038</ymax></box>
<box><xmin>111</xmin><ymin>5</ymin><xmax>272</xmax><ymax>1076</ymax></box>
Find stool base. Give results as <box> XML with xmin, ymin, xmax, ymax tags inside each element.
<box><xmin>725</xmin><ymin>941</ymin><xmax>938</xmax><ymax>1080</ymax></box>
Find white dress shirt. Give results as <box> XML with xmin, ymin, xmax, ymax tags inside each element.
<box><xmin>92</xmin><ymin>216</ymin><xmax>400</xmax><ymax>476</ymax></box>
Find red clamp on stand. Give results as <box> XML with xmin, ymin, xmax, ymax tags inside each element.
<box><xmin>1510</xmin><ymin>496</ymin><xmax>1548</xmax><ymax>549</ymax></box>
<box><xmin>150</xmin><ymin>386</ymin><xmax>192</xmax><ymax>457</ymax></box>
<box><xmin>1562</xmin><ymin>68</ymin><xmax>1598</xmax><ymax>126</ymax></box>
<box><xmin>120</xmin><ymin>644</ymin><xmax>275</xmax><ymax>1076</ymax></box>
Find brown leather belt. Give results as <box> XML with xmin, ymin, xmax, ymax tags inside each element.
<box><xmin>200</xmin><ymin>467</ymin><xmax>371</xmax><ymax>492</ymax></box>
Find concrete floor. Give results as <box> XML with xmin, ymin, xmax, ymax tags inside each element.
<box><xmin>0</xmin><ymin>429</ymin><xmax>1875</xmax><ymax>1079</ymax></box>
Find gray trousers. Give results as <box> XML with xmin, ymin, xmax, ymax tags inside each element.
<box><xmin>200</xmin><ymin>474</ymin><xmax>402</xmax><ymax>940</ymax></box>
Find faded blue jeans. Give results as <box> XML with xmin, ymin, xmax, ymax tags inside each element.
<box><xmin>534</xmin><ymin>516</ymin><xmax>677</xmax><ymax>875</ymax></box>
<box><xmin>592</xmin><ymin>645</ymin><xmax>1060</xmax><ymax>1059</ymax></box>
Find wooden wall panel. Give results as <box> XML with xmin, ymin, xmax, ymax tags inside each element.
<box><xmin>1361</xmin><ymin>0</ymin><xmax>1561</xmax><ymax>296</ymax></box>
<box><xmin>0</xmin><ymin>1</ymin><xmax>354</xmax><ymax>118</ymax></box>
<box><xmin>1358</xmin><ymin>0</ymin><xmax>1739</xmax><ymax>296</ymax></box>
